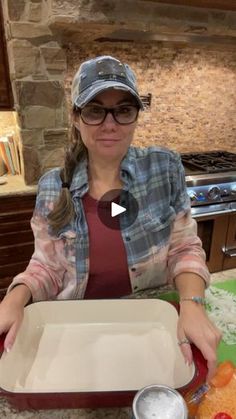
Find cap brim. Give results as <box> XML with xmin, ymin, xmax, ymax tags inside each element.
<box><xmin>74</xmin><ymin>81</ymin><xmax>144</xmax><ymax>110</ymax></box>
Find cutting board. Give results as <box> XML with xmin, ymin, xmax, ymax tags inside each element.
<box><xmin>213</xmin><ymin>280</ymin><xmax>236</xmax><ymax>365</ymax></box>
<box><xmin>158</xmin><ymin>280</ymin><xmax>236</xmax><ymax>366</ymax></box>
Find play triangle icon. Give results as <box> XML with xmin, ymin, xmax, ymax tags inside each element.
<box><xmin>111</xmin><ymin>202</ymin><xmax>126</xmax><ymax>217</ymax></box>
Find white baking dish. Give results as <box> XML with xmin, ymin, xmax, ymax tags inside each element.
<box><xmin>0</xmin><ymin>299</ymin><xmax>204</xmax><ymax>409</ymax></box>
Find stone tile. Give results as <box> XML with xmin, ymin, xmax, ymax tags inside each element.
<box><xmin>9</xmin><ymin>22</ymin><xmax>51</xmax><ymax>39</ymax></box>
<box><xmin>7</xmin><ymin>0</ymin><xmax>26</xmax><ymax>21</ymax></box>
<box><xmin>0</xmin><ymin>397</ymin><xmax>132</xmax><ymax>419</ymax></box>
<box><xmin>15</xmin><ymin>81</ymin><xmax>64</xmax><ymax>108</ymax></box>
<box><xmin>8</xmin><ymin>40</ymin><xmax>40</xmax><ymax>79</ymax></box>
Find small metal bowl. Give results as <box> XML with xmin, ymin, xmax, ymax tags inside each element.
<box><xmin>132</xmin><ymin>384</ymin><xmax>188</xmax><ymax>419</ymax></box>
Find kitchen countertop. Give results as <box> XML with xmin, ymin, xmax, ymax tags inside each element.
<box><xmin>1</xmin><ymin>268</ymin><xmax>236</xmax><ymax>419</ymax></box>
<box><xmin>0</xmin><ymin>175</ymin><xmax>37</xmax><ymax>197</ymax></box>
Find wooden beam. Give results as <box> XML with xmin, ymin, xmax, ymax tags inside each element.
<box><xmin>141</xmin><ymin>0</ymin><xmax>236</xmax><ymax>11</ymax></box>
<box><xmin>0</xmin><ymin>1</ymin><xmax>14</xmax><ymax>110</ymax></box>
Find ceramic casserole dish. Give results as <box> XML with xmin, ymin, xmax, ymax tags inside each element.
<box><xmin>0</xmin><ymin>299</ymin><xmax>207</xmax><ymax>410</ymax></box>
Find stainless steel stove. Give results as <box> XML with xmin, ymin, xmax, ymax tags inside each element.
<box><xmin>180</xmin><ymin>151</ymin><xmax>236</xmax><ymax>272</ymax></box>
<box><xmin>181</xmin><ymin>151</ymin><xmax>236</xmax><ymax>215</ymax></box>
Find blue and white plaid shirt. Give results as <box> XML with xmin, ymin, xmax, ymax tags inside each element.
<box><xmin>9</xmin><ymin>146</ymin><xmax>210</xmax><ymax>301</ymax></box>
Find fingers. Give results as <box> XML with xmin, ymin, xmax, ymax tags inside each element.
<box><xmin>0</xmin><ymin>297</ymin><xmax>25</xmax><ymax>353</ymax></box>
<box><xmin>206</xmin><ymin>358</ymin><xmax>218</xmax><ymax>382</ymax></box>
<box><xmin>197</xmin><ymin>335</ymin><xmax>219</xmax><ymax>382</ymax></box>
<box><xmin>178</xmin><ymin>338</ymin><xmax>190</xmax><ymax>345</ymax></box>
<box><xmin>179</xmin><ymin>343</ymin><xmax>193</xmax><ymax>367</ymax></box>
<box><xmin>4</xmin><ymin>321</ymin><xmax>21</xmax><ymax>352</ymax></box>
<box><xmin>177</xmin><ymin>310</ymin><xmax>222</xmax><ymax>381</ymax></box>
<box><xmin>191</xmin><ymin>329</ymin><xmax>220</xmax><ymax>382</ymax></box>
<box><xmin>177</xmin><ymin>330</ymin><xmax>193</xmax><ymax>366</ymax></box>
<box><xmin>202</xmin><ymin>324</ymin><xmax>222</xmax><ymax>381</ymax></box>
<box><xmin>199</xmin><ymin>343</ymin><xmax>218</xmax><ymax>382</ymax></box>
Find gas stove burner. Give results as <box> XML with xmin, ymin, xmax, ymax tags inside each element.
<box><xmin>181</xmin><ymin>151</ymin><xmax>236</xmax><ymax>174</ymax></box>
<box><xmin>181</xmin><ymin>150</ymin><xmax>236</xmax><ymax>208</ymax></box>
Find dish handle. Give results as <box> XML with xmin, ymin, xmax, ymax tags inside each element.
<box><xmin>0</xmin><ymin>334</ymin><xmax>6</xmax><ymax>358</ymax></box>
<box><xmin>0</xmin><ymin>334</ymin><xmax>7</xmax><ymax>399</ymax></box>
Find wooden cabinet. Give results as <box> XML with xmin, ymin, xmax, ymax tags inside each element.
<box><xmin>0</xmin><ymin>2</ymin><xmax>13</xmax><ymax>110</ymax></box>
<box><xmin>0</xmin><ymin>194</ymin><xmax>35</xmax><ymax>300</ymax></box>
<box><xmin>196</xmin><ymin>211</ymin><xmax>236</xmax><ymax>273</ymax></box>
<box><xmin>142</xmin><ymin>0</ymin><xmax>236</xmax><ymax>11</ymax></box>
<box><xmin>222</xmin><ymin>212</ymin><xmax>236</xmax><ymax>270</ymax></box>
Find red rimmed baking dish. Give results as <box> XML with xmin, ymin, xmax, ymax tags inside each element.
<box><xmin>0</xmin><ymin>299</ymin><xmax>207</xmax><ymax>410</ymax></box>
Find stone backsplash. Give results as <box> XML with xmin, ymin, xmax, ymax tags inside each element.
<box><xmin>1</xmin><ymin>0</ymin><xmax>236</xmax><ymax>184</ymax></box>
<box><xmin>66</xmin><ymin>42</ymin><xmax>236</xmax><ymax>153</ymax></box>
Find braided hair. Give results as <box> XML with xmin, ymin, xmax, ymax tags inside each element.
<box><xmin>47</xmin><ymin>124</ymin><xmax>87</xmax><ymax>235</ymax></box>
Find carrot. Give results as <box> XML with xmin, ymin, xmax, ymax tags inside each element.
<box><xmin>210</xmin><ymin>361</ymin><xmax>235</xmax><ymax>388</ymax></box>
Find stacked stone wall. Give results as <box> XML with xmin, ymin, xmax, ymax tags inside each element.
<box><xmin>1</xmin><ymin>0</ymin><xmax>236</xmax><ymax>183</ymax></box>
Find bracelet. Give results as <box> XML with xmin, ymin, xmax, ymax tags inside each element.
<box><xmin>180</xmin><ymin>296</ymin><xmax>205</xmax><ymax>305</ymax></box>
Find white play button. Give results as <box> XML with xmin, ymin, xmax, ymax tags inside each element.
<box><xmin>111</xmin><ymin>202</ymin><xmax>126</xmax><ymax>217</ymax></box>
<box><xmin>97</xmin><ymin>189</ymin><xmax>139</xmax><ymax>230</ymax></box>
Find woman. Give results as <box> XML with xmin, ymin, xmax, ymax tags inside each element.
<box><xmin>0</xmin><ymin>55</ymin><xmax>220</xmax><ymax>380</ymax></box>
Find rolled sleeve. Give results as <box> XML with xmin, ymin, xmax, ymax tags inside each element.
<box><xmin>7</xmin><ymin>214</ymin><xmax>66</xmax><ymax>302</ymax></box>
<box><xmin>7</xmin><ymin>172</ymin><xmax>66</xmax><ymax>302</ymax></box>
<box><xmin>167</xmin><ymin>153</ymin><xmax>210</xmax><ymax>287</ymax></box>
<box><xmin>167</xmin><ymin>210</ymin><xmax>210</xmax><ymax>287</ymax></box>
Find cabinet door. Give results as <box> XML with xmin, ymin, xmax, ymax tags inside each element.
<box><xmin>196</xmin><ymin>213</ymin><xmax>229</xmax><ymax>273</ymax></box>
<box><xmin>0</xmin><ymin>194</ymin><xmax>35</xmax><ymax>299</ymax></box>
<box><xmin>0</xmin><ymin>2</ymin><xmax>13</xmax><ymax>109</ymax></box>
<box><xmin>223</xmin><ymin>212</ymin><xmax>236</xmax><ymax>270</ymax></box>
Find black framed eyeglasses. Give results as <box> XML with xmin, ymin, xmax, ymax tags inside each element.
<box><xmin>79</xmin><ymin>104</ymin><xmax>139</xmax><ymax>126</ymax></box>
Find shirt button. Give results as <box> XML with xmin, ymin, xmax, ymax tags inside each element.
<box><xmin>131</xmin><ymin>267</ymin><xmax>136</xmax><ymax>272</ymax></box>
<box><xmin>125</xmin><ymin>236</ymin><xmax>131</xmax><ymax>241</ymax></box>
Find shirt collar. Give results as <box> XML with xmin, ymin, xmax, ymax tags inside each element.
<box><xmin>120</xmin><ymin>146</ymin><xmax>137</xmax><ymax>180</ymax></box>
<box><xmin>70</xmin><ymin>157</ymin><xmax>88</xmax><ymax>197</ymax></box>
<box><xmin>70</xmin><ymin>146</ymin><xmax>137</xmax><ymax>197</ymax></box>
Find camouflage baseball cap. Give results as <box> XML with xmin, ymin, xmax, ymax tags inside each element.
<box><xmin>71</xmin><ymin>55</ymin><xmax>144</xmax><ymax>110</ymax></box>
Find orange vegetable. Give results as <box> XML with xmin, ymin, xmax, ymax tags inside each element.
<box><xmin>185</xmin><ymin>397</ymin><xmax>199</xmax><ymax>417</ymax></box>
<box><xmin>210</xmin><ymin>361</ymin><xmax>234</xmax><ymax>388</ymax></box>
<box><xmin>196</xmin><ymin>361</ymin><xmax>236</xmax><ymax>418</ymax></box>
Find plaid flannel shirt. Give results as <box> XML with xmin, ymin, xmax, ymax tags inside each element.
<box><xmin>8</xmin><ymin>146</ymin><xmax>210</xmax><ymax>301</ymax></box>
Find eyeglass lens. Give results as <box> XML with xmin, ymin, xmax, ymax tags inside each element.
<box><xmin>80</xmin><ymin>105</ymin><xmax>139</xmax><ymax>125</ymax></box>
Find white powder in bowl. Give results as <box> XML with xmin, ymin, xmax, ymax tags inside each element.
<box><xmin>136</xmin><ymin>389</ymin><xmax>186</xmax><ymax>419</ymax></box>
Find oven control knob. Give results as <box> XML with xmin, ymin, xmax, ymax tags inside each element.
<box><xmin>208</xmin><ymin>186</ymin><xmax>221</xmax><ymax>200</ymax></box>
<box><xmin>188</xmin><ymin>190</ymin><xmax>197</xmax><ymax>201</ymax></box>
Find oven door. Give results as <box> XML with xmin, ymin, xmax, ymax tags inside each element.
<box><xmin>191</xmin><ymin>203</ymin><xmax>236</xmax><ymax>273</ymax></box>
<box><xmin>193</xmin><ymin>211</ymin><xmax>229</xmax><ymax>273</ymax></box>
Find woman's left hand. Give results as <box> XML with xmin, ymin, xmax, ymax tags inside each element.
<box><xmin>177</xmin><ymin>302</ymin><xmax>222</xmax><ymax>382</ymax></box>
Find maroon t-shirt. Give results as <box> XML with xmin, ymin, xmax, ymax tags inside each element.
<box><xmin>82</xmin><ymin>193</ymin><xmax>132</xmax><ymax>299</ymax></box>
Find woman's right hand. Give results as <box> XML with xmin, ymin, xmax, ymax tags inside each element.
<box><xmin>0</xmin><ymin>284</ymin><xmax>32</xmax><ymax>352</ymax></box>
